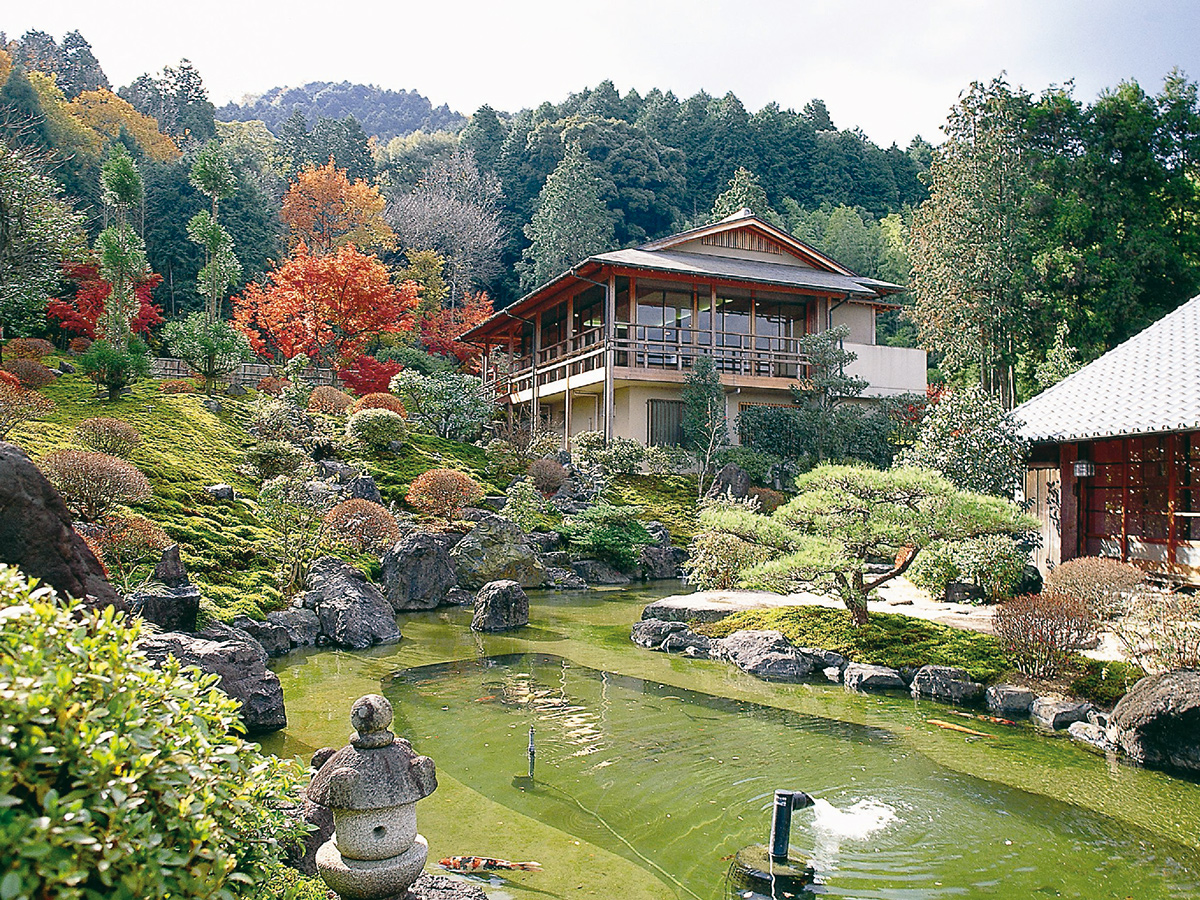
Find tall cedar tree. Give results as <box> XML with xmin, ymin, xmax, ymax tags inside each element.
<box><xmin>232</xmin><ymin>243</ymin><xmax>418</xmax><ymax>367</ymax></box>
<box><xmin>280</xmin><ymin>160</ymin><xmax>393</xmax><ymax>255</ymax></box>
<box><xmin>520</xmin><ymin>142</ymin><xmax>615</xmax><ymax>289</ymax></box>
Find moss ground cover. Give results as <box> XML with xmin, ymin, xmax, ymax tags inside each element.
<box><xmin>607</xmin><ymin>474</ymin><xmax>699</xmax><ymax>546</ymax></box>
<box><xmin>699</xmin><ymin>604</ymin><xmax>1011</xmax><ymax>682</ymax></box>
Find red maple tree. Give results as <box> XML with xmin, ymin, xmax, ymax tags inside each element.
<box><xmin>420</xmin><ymin>291</ymin><xmax>494</xmax><ymax>371</ymax></box>
<box><xmin>232</xmin><ymin>243</ymin><xmax>419</xmax><ymax>367</ymax></box>
<box><xmin>47</xmin><ymin>262</ymin><xmax>165</xmax><ymax>338</ymax></box>
<box><xmin>337</xmin><ymin>355</ymin><xmax>403</xmax><ymax>395</ymax></box>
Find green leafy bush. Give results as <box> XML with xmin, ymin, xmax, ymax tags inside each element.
<box><xmin>162</xmin><ymin>313</ymin><xmax>252</xmax><ymax>395</ymax></box>
<box><xmin>389</xmin><ymin>370</ymin><xmax>494</xmax><ymax>441</ymax></box>
<box><xmin>0</xmin><ymin>566</ymin><xmax>304</xmax><ymax>900</ymax></box>
<box><xmin>907</xmin><ymin>535</ymin><xmax>1027</xmax><ymax>603</ymax></box>
<box><xmin>251</xmin><ymin>398</ymin><xmax>314</xmax><ymax>445</ymax></box>
<box><xmin>248</xmin><ymin>439</ymin><xmax>309</xmax><ymax>480</ymax></box>
<box><xmin>570</xmin><ymin>431</ymin><xmax>645</xmax><ymax>475</ymax></box>
<box><xmin>501</xmin><ymin>479</ymin><xmax>560</xmax><ymax>533</ymax></box>
<box><xmin>562</xmin><ymin>502</ymin><xmax>653</xmax><ymax>570</ymax></box>
<box><xmin>346</xmin><ymin>408</ymin><xmax>406</xmax><ymax>451</ymax></box>
<box><xmin>684</xmin><ymin>531</ymin><xmax>772</xmax><ymax>590</ymax></box>
<box><xmin>715</xmin><ymin>446</ymin><xmax>782</xmax><ymax>486</ymax></box>
<box><xmin>79</xmin><ymin>337</ymin><xmax>149</xmax><ymax>401</ymax></box>
<box><xmin>643</xmin><ymin>445</ymin><xmax>690</xmax><ymax>474</ymax></box>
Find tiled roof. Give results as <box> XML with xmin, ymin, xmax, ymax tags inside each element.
<box><xmin>590</xmin><ymin>248</ymin><xmax>898</xmax><ymax>298</ymax></box>
<box><xmin>1014</xmin><ymin>295</ymin><xmax>1200</xmax><ymax>442</ymax></box>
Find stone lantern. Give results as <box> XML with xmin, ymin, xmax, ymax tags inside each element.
<box><xmin>308</xmin><ymin>694</ymin><xmax>438</xmax><ymax>899</ymax></box>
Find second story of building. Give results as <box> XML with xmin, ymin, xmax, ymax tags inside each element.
<box><xmin>462</xmin><ymin>210</ymin><xmax>927</xmax><ymax>403</ymax></box>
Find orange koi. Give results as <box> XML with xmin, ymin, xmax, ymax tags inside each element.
<box><xmin>928</xmin><ymin>718</ymin><xmax>992</xmax><ymax>737</ymax></box>
<box><xmin>440</xmin><ymin>856</ymin><xmax>543</xmax><ymax>872</ymax></box>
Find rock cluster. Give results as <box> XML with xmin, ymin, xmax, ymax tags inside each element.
<box><xmin>451</xmin><ymin>514</ymin><xmax>545</xmax><ymax>589</ymax></box>
<box><xmin>299</xmin><ymin>557</ymin><xmax>402</xmax><ymax>650</ymax></box>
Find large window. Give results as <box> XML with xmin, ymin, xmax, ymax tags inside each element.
<box><xmin>648</xmin><ymin>399</ymin><xmax>685</xmax><ymax>447</ymax></box>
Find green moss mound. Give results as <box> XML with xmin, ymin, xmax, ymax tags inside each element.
<box><xmin>607</xmin><ymin>474</ymin><xmax>699</xmax><ymax>546</ymax></box>
<box><xmin>699</xmin><ymin>605</ymin><xmax>1011</xmax><ymax>683</ymax></box>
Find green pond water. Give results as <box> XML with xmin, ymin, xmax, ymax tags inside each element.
<box><xmin>263</xmin><ymin>584</ymin><xmax>1200</xmax><ymax>900</ymax></box>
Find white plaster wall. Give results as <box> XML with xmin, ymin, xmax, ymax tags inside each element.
<box><xmin>830</xmin><ymin>303</ymin><xmax>875</xmax><ymax>344</ymax></box>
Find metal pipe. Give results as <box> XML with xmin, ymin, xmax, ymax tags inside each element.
<box><xmin>769</xmin><ymin>789</ymin><xmax>814</xmax><ymax>863</ymax></box>
<box><xmin>527</xmin><ymin>726</ymin><xmax>536</xmax><ymax>780</ymax></box>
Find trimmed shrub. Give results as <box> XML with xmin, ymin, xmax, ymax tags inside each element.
<box><xmin>95</xmin><ymin>514</ymin><xmax>171</xmax><ymax>590</ymax></box>
<box><xmin>252</xmin><ymin>398</ymin><xmax>314</xmax><ymax>445</ymax></box>
<box><xmin>389</xmin><ymin>370</ymin><xmax>494</xmax><ymax>441</ymax></box>
<box><xmin>501</xmin><ymin>479</ymin><xmax>559</xmax><ymax>533</ymax></box>
<box><xmin>75</xmin><ymin>417</ymin><xmax>142</xmax><ymax>458</ymax></box>
<box><xmin>3</xmin><ymin>358</ymin><xmax>56</xmax><ymax>389</ymax></box>
<box><xmin>322</xmin><ymin>498</ymin><xmax>400</xmax><ymax>553</ymax></box>
<box><xmin>528</xmin><ymin>458</ymin><xmax>568</xmax><ymax>494</ymax></box>
<box><xmin>307</xmin><ymin>385</ymin><xmax>355</xmax><ymax>415</ymax></box>
<box><xmin>4</xmin><ymin>337</ymin><xmax>54</xmax><ymax>359</ymax></box>
<box><xmin>684</xmin><ymin>530</ymin><xmax>773</xmax><ymax>590</ymax></box>
<box><xmin>907</xmin><ymin>544</ymin><xmax>960</xmax><ymax>598</ymax></box>
<box><xmin>38</xmin><ymin>450</ymin><xmax>152</xmax><ymax>522</ymax></box>
<box><xmin>350</xmin><ymin>392</ymin><xmax>407</xmax><ymax>416</ymax></box>
<box><xmin>159</xmin><ymin>379</ymin><xmax>197</xmax><ymax>394</ymax></box>
<box><xmin>258</xmin><ymin>376</ymin><xmax>288</xmax><ymax>395</ymax></box>
<box><xmin>406</xmin><ymin>468</ymin><xmax>484</xmax><ymax>523</ymax></box>
<box><xmin>601</xmin><ymin>436</ymin><xmax>645</xmax><ymax>474</ymax></box>
<box><xmin>715</xmin><ymin>446</ymin><xmax>782</xmax><ymax>486</ymax></box>
<box><xmin>562</xmin><ymin>502</ymin><xmax>654</xmax><ymax>571</ymax></box>
<box><xmin>644</xmin><ymin>445</ymin><xmax>690</xmax><ymax>474</ymax></box>
<box><xmin>0</xmin><ymin>378</ymin><xmax>54</xmax><ymax>438</ymax></box>
<box><xmin>79</xmin><ymin>338</ymin><xmax>150</xmax><ymax>401</ymax></box>
<box><xmin>248</xmin><ymin>440</ymin><xmax>309</xmax><ymax>480</ymax></box>
<box><xmin>346</xmin><ymin>408</ymin><xmax>406</xmax><ymax>451</ymax></box>
<box><xmin>0</xmin><ymin>566</ymin><xmax>304</xmax><ymax>899</ymax></box>
<box><xmin>993</xmin><ymin>592</ymin><xmax>1099</xmax><ymax>677</ymax></box>
<box><xmin>907</xmin><ymin>535</ymin><xmax>1027</xmax><ymax>603</ymax></box>
<box><xmin>1044</xmin><ymin>556</ymin><xmax>1146</xmax><ymax>618</ymax></box>
<box><xmin>748</xmin><ymin>486</ymin><xmax>786</xmax><ymax>514</ymax></box>
<box><xmin>68</xmin><ymin>336</ymin><xmax>93</xmax><ymax>355</ymax></box>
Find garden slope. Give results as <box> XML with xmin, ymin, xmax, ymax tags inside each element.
<box><xmin>7</xmin><ymin>374</ymin><xmax>503</xmax><ymax>622</ymax></box>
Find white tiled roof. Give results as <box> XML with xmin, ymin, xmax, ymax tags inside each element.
<box><xmin>1015</xmin><ymin>295</ymin><xmax>1200</xmax><ymax>442</ymax></box>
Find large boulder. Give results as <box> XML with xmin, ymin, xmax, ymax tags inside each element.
<box><xmin>571</xmin><ymin>558</ymin><xmax>630</xmax><ymax>585</ymax></box>
<box><xmin>631</xmin><ymin>618</ymin><xmax>688</xmax><ymax>648</ymax></box>
<box><xmin>347</xmin><ymin>475</ymin><xmax>383</xmax><ymax>505</ymax></box>
<box><xmin>638</xmin><ymin>544</ymin><xmax>685</xmax><ymax>580</ymax></box>
<box><xmin>153</xmin><ymin>545</ymin><xmax>190</xmax><ymax>588</ymax></box>
<box><xmin>1108</xmin><ymin>670</ymin><xmax>1200</xmax><ymax>774</ymax></box>
<box><xmin>305</xmin><ymin>557</ymin><xmax>401</xmax><ymax>649</ymax></box>
<box><xmin>986</xmin><ymin>684</ymin><xmax>1035</xmax><ymax>716</ymax></box>
<box><xmin>844</xmin><ymin>663</ymin><xmax>906</xmax><ymax>693</ymax></box>
<box><xmin>128</xmin><ymin>584</ymin><xmax>202</xmax><ymax>633</ymax></box>
<box><xmin>471</xmin><ymin>580</ymin><xmax>529</xmax><ymax>632</ymax></box>
<box><xmin>0</xmin><ymin>441</ymin><xmax>121</xmax><ymax>611</ymax></box>
<box><xmin>643</xmin><ymin>521</ymin><xmax>672</xmax><ymax>546</ymax></box>
<box><xmin>1031</xmin><ymin>696</ymin><xmax>1094</xmax><ymax>730</ymax></box>
<box><xmin>705</xmin><ymin>463</ymin><xmax>750</xmax><ymax>500</ymax></box>
<box><xmin>231</xmin><ymin>615</ymin><xmax>292</xmax><ymax>658</ymax></box>
<box><xmin>544</xmin><ymin>566</ymin><xmax>587</xmax><ymax>590</ymax></box>
<box><xmin>660</xmin><ymin>630</ymin><xmax>712</xmax><ymax>657</ymax></box>
<box><xmin>910</xmin><ymin>665</ymin><xmax>985</xmax><ymax>704</ymax></box>
<box><xmin>381</xmin><ymin>532</ymin><xmax>458</xmax><ymax>611</ymax></box>
<box><xmin>450</xmin><ymin>515</ymin><xmax>545</xmax><ymax>589</ymax></box>
<box><xmin>140</xmin><ymin>627</ymin><xmax>286</xmax><ymax>733</ymax></box>
<box><xmin>713</xmin><ymin>630</ymin><xmax>830</xmax><ymax>682</ymax></box>
<box><xmin>268</xmin><ymin>607</ymin><xmax>321</xmax><ymax>649</ymax></box>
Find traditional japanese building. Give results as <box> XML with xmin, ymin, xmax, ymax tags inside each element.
<box><xmin>461</xmin><ymin>209</ymin><xmax>927</xmax><ymax>447</ymax></box>
<box><xmin>1015</xmin><ymin>295</ymin><xmax>1200</xmax><ymax>584</ymax></box>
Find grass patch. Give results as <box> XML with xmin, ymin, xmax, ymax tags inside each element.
<box><xmin>607</xmin><ymin>474</ymin><xmax>699</xmax><ymax>546</ymax></box>
<box><xmin>698</xmin><ymin>605</ymin><xmax>1011</xmax><ymax>683</ymax></box>
<box><xmin>1069</xmin><ymin>658</ymin><xmax>1144</xmax><ymax>706</ymax></box>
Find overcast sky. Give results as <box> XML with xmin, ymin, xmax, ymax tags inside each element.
<box><xmin>6</xmin><ymin>0</ymin><xmax>1199</xmax><ymax>146</ymax></box>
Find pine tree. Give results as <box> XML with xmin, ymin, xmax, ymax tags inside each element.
<box><xmin>710</xmin><ymin>166</ymin><xmax>781</xmax><ymax>226</ymax></box>
<box><xmin>519</xmin><ymin>142</ymin><xmax>614</xmax><ymax>289</ymax></box>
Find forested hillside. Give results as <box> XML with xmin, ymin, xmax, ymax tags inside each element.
<box><xmin>3</xmin><ymin>26</ymin><xmax>1200</xmax><ymax>404</ymax></box>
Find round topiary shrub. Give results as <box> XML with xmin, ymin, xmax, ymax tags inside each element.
<box><xmin>75</xmin><ymin>417</ymin><xmax>142</xmax><ymax>458</ymax></box>
<box><xmin>257</xmin><ymin>375</ymin><xmax>288</xmax><ymax>396</ymax></box>
<box><xmin>3</xmin><ymin>358</ymin><xmax>56</xmax><ymax>389</ymax></box>
<box><xmin>350</xmin><ymin>392</ymin><xmax>407</xmax><ymax>416</ymax></box>
<box><xmin>346</xmin><ymin>408</ymin><xmax>406</xmax><ymax>452</ymax></box>
<box><xmin>0</xmin><ymin>376</ymin><xmax>54</xmax><ymax>439</ymax></box>
<box><xmin>94</xmin><ymin>514</ymin><xmax>172</xmax><ymax>590</ymax></box>
<box><xmin>68</xmin><ymin>336</ymin><xmax>93</xmax><ymax>355</ymax></box>
<box><xmin>308</xmin><ymin>385</ymin><xmax>355</xmax><ymax>415</ymax></box>
<box><xmin>406</xmin><ymin>468</ymin><xmax>484</xmax><ymax>523</ymax></box>
<box><xmin>1044</xmin><ymin>556</ymin><xmax>1147</xmax><ymax>618</ymax></box>
<box><xmin>0</xmin><ymin>565</ymin><xmax>304</xmax><ymax>899</ymax></box>
<box><xmin>248</xmin><ymin>439</ymin><xmax>309</xmax><ymax>480</ymax></box>
<box><xmin>38</xmin><ymin>450</ymin><xmax>152</xmax><ymax>522</ymax></box>
<box><xmin>159</xmin><ymin>379</ymin><xmax>197</xmax><ymax>394</ymax></box>
<box><xmin>322</xmin><ymin>498</ymin><xmax>401</xmax><ymax>552</ymax></box>
<box><xmin>528</xmin><ymin>458</ymin><xmax>568</xmax><ymax>495</ymax></box>
<box><xmin>4</xmin><ymin>337</ymin><xmax>54</xmax><ymax>360</ymax></box>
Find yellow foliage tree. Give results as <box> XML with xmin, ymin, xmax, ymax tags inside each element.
<box><xmin>27</xmin><ymin>72</ymin><xmax>102</xmax><ymax>158</ymax></box>
<box><xmin>280</xmin><ymin>160</ymin><xmax>394</xmax><ymax>255</ymax></box>
<box><xmin>68</xmin><ymin>89</ymin><xmax>180</xmax><ymax>162</ymax></box>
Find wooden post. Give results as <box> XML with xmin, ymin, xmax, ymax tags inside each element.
<box><xmin>531</xmin><ymin>312</ymin><xmax>541</xmax><ymax>428</ymax></box>
<box><xmin>603</xmin><ymin>273</ymin><xmax>616</xmax><ymax>442</ymax></box>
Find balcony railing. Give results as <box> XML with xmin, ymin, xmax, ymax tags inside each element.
<box><xmin>485</xmin><ymin>324</ymin><xmax>812</xmax><ymax>396</ymax></box>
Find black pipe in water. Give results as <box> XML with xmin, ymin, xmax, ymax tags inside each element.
<box><xmin>769</xmin><ymin>790</ymin><xmax>815</xmax><ymax>863</ymax></box>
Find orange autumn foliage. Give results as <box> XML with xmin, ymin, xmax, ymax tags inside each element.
<box><xmin>67</xmin><ymin>89</ymin><xmax>180</xmax><ymax>162</ymax></box>
<box><xmin>232</xmin><ymin>243</ymin><xmax>419</xmax><ymax>368</ymax></box>
<box><xmin>420</xmin><ymin>291</ymin><xmax>494</xmax><ymax>371</ymax></box>
<box><xmin>281</xmin><ymin>160</ymin><xmax>394</xmax><ymax>255</ymax></box>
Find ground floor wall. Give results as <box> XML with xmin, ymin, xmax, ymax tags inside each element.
<box><xmin>1023</xmin><ymin>431</ymin><xmax>1200</xmax><ymax>584</ymax></box>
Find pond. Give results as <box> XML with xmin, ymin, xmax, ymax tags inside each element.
<box><xmin>263</xmin><ymin>585</ymin><xmax>1200</xmax><ymax>900</ymax></box>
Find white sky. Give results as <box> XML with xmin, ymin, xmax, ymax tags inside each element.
<box><xmin>6</xmin><ymin>0</ymin><xmax>1200</xmax><ymax>147</ymax></box>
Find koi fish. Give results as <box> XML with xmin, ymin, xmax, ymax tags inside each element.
<box><xmin>440</xmin><ymin>856</ymin><xmax>543</xmax><ymax>872</ymax></box>
<box><xmin>928</xmin><ymin>718</ymin><xmax>992</xmax><ymax>737</ymax></box>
